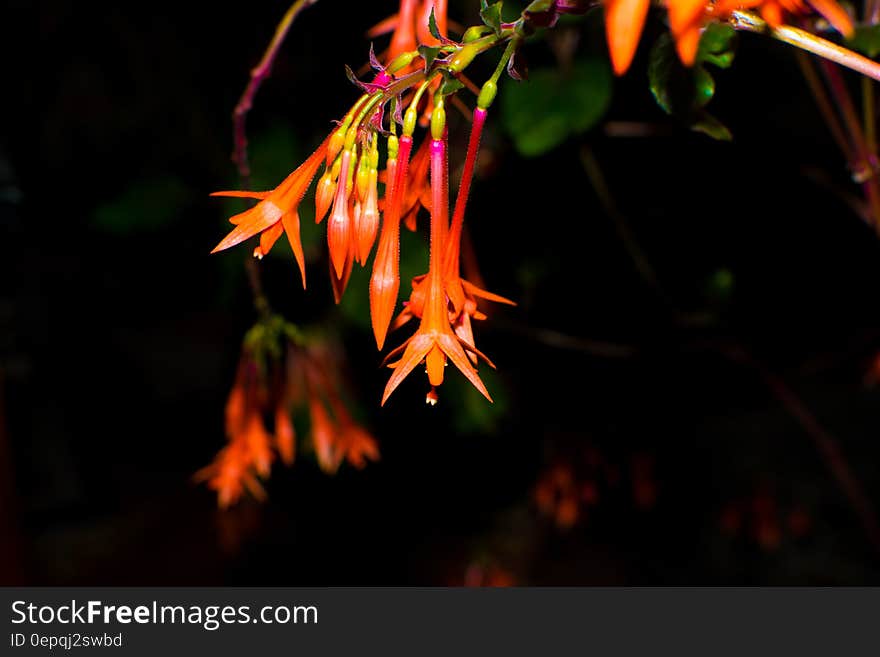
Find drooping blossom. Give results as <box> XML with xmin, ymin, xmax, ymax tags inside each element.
<box><xmin>211</xmin><ymin>135</ymin><xmax>330</xmax><ymax>287</ymax></box>
<box><xmin>198</xmin><ymin>324</ymin><xmax>378</xmax><ymax>507</ymax></box>
<box><xmin>381</xmin><ymin>106</ymin><xmax>498</xmax><ymax>405</ymax></box>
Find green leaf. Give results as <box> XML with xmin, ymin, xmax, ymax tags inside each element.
<box><xmin>648</xmin><ymin>27</ymin><xmax>736</xmax><ymax>140</ymax></box>
<box><xmin>449</xmin><ymin>367</ymin><xmax>510</xmax><ymax>435</ymax></box>
<box><xmin>418</xmin><ymin>44</ymin><xmax>441</xmax><ymax>71</ymax></box>
<box><xmin>849</xmin><ymin>24</ymin><xmax>880</xmax><ymax>58</ymax></box>
<box><xmin>480</xmin><ymin>1</ymin><xmax>504</xmax><ymax>35</ymax></box>
<box><xmin>248</xmin><ymin>123</ymin><xmax>301</xmax><ymax>191</ymax></box>
<box><xmin>692</xmin><ymin>112</ymin><xmax>732</xmax><ymax>141</ymax></box>
<box><xmin>697</xmin><ymin>23</ymin><xmax>736</xmax><ymax>69</ymax></box>
<box><xmin>92</xmin><ymin>175</ymin><xmax>188</xmax><ymax>234</ymax></box>
<box><xmin>523</xmin><ymin>0</ymin><xmax>554</xmax><ymax>12</ymax></box>
<box><xmin>501</xmin><ymin>57</ymin><xmax>612</xmax><ymax>157</ymax></box>
<box><xmin>439</xmin><ymin>75</ymin><xmax>465</xmax><ymax>96</ymax></box>
<box><xmin>428</xmin><ymin>6</ymin><xmax>441</xmax><ymax>40</ymax></box>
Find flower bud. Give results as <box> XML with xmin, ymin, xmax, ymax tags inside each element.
<box><xmin>477</xmin><ymin>80</ymin><xmax>497</xmax><ymax>110</ymax></box>
<box><xmin>448</xmin><ymin>43</ymin><xmax>481</xmax><ymax>73</ymax></box>
<box><xmin>403</xmin><ymin>106</ymin><xmax>418</xmax><ymax>137</ymax></box>
<box><xmin>388</xmin><ymin>50</ymin><xmax>418</xmax><ymax>73</ymax></box>
<box><xmin>430</xmin><ymin>98</ymin><xmax>446</xmax><ymax>141</ymax></box>
<box><xmin>462</xmin><ymin>26</ymin><xmax>491</xmax><ymax>43</ymax></box>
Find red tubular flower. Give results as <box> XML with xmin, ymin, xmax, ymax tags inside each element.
<box><xmin>328</xmin><ymin>147</ymin><xmax>354</xmax><ymax>279</ymax></box>
<box><xmin>443</xmin><ymin>107</ymin><xmax>515</xmax><ymax>316</ymax></box>
<box><xmin>382</xmin><ymin>135</ymin><xmax>494</xmax><ymax>405</ymax></box>
<box><xmin>356</xmin><ymin>147</ymin><xmax>381</xmax><ymax>263</ymax></box>
<box><xmin>394</xmin><ymin>107</ymin><xmax>513</xmax><ymax>364</ymax></box>
<box><xmin>211</xmin><ymin>135</ymin><xmax>330</xmax><ymax>288</ymax></box>
<box><xmin>370</xmin><ymin>134</ymin><xmax>414</xmax><ymax>350</ymax></box>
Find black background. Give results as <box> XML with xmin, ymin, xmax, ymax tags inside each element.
<box><xmin>2</xmin><ymin>1</ymin><xmax>880</xmax><ymax>585</ymax></box>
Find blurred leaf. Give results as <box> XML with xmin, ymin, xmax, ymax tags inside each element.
<box><xmin>704</xmin><ymin>267</ymin><xmax>735</xmax><ymax>307</ymax></box>
<box><xmin>338</xmin><ymin>265</ymin><xmax>372</xmax><ymax>332</ymax></box>
<box><xmin>449</xmin><ymin>367</ymin><xmax>510</xmax><ymax>435</ymax></box>
<box><xmin>480</xmin><ymin>1</ymin><xmax>504</xmax><ymax>35</ymax></box>
<box><xmin>92</xmin><ymin>175</ymin><xmax>188</xmax><ymax>234</ymax></box>
<box><xmin>248</xmin><ymin>123</ymin><xmax>301</xmax><ymax>191</ymax></box>
<box><xmin>849</xmin><ymin>24</ymin><xmax>880</xmax><ymax>58</ymax></box>
<box><xmin>697</xmin><ymin>23</ymin><xmax>736</xmax><ymax>69</ymax></box>
<box><xmin>500</xmin><ymin>57</ymin><xmax>612</xmax><ymax>157</ymax></box>
<box><xmin>692</xmin><ymin>113</ymin><xmax>732</xmax><ymax>141</ymax></box>
<box><xmin>648</xmin><ymin>25</ymin><xmax>736</xmax><ymax>140</ymax></box>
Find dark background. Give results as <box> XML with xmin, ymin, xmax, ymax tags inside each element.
<box><xmin>2</xmin><ymin>0</ymin><xmax>880</xmax><ymax>585</ymax></box>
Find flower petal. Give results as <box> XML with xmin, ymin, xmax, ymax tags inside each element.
<box><xmin>605</xmin><ymin>0</ymin><xmax>650</xmax><ymax>76</ymax></box>
<box><xmin>281</xmin><ymin>210</ymin><xmax>307</xmax><ymax>289</ymax></box>
<box><xmin>381</xmin><ymin>333</ymin><xmax>434</xmax><ymax>405</ymax></box>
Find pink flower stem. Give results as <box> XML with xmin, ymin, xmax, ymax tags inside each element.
<box><xmin>232</xmin><ymin>0</ymin><xmax>320</xmax><ymax>186</ymax></box>
<box><xmin>445</xmin><ymin>107</ymin><xmax>487</xmax><ymax>276</ymax></box>
<box><xmin>429</xmin><ymin>136</ymin><xmax>449</xmax><ymax>274</ymax></box>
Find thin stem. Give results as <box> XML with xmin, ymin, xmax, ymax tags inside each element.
<box><xmin>820</xmin><ymin>62</ymin><xmax>880</xmax><ymax>225</ymax></box>
<box><xmin>232</xmin><ymin>0</ymin><xmax>320</xmax><ymax>183</ymax></box>
<box><xmin>445</xmin><ymin>107</ymin><xmax>486</xmax><ymax>276</ymax></box>
<box><xmin>489</xmin><ymin>38</ymin><xmax>519</xmax><ymax>86</ymax></box>
<box><xmin>863</xmin><ymin>76</ymin><xmax>877</xmax><ymax>157</ymax></box>
<box><xmin>245</xmin><ymin>257</ymin><xmax>271</xmax><ymax>319</ymax></box>
<box><xmin>867</xmin><ymin>0</ymin><xmax>880</xmax><ymax>25</ymax></box>
<box><xmin>724</xmin><ymin>346</ymin><xmax>880</xmax><ymax>556</ymax></box>
<box><xmin>796</xmin><ymin>52</ymin><xmax>853</xmax><ymax>161</ymax></box>
<box><xmin>730</xmin><ymin>11</ymin><xmax>880</xmax><ymax>82</ymax></box>
<box><xmin>579</xmin><ymin>145</ymin><xmax>670</xmax><ymax>305</ymax></box>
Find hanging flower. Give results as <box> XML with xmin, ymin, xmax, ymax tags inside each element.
<box><xmin>211</xmin><ymin>135</ymin><xmax>330</xmax><ymax>288</ymax></box>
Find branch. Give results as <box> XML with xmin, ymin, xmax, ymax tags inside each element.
<box><xmin>232</xmin><ymin>0</ymin><xmax>320</xmax><ymax>184</ymax></box>
<box><xmin>730</xmin><ymin>10</ymin><xmax>880</xmax><ymax>83</ymax></box>
<box><xmin>723</xmin><ymin>345</ymin><xmax>880</xmax><ymax>555</ymax></box>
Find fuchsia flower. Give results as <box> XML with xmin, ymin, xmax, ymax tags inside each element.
<box><xmin>212</xmin><ymin>1</ymin><xmax>516</xmax><ymax>406</ymax></box>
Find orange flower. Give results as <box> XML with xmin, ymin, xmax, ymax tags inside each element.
<box><xmin>196</xmin><ymin>361</ymin><xmax>276</xmax><ymax>508</ymax></box>
<box><xmin>369</xmin><ymin>0</ymin><xmax>448</xmax><ymax>67</ymax></box>
<box><xmin>370</xmin><ymin>135</ymin><xmax>414</xmax><ymax>350</ymax></box>
<box><xmin>335</xmin><ymin>417</ymin><xmax>380</xmax><ymax>469</ymax></box>
<box><xmin>605</xmin><ymin>0</ymin><xmax>709</xmax><ymax>75</ymax></box>
<box><xmin>382</xmin><ymin>137</ymin><xmax>494</xmax><ymax>405</ymax></box>
<box><xmin>196</xmin><ymin>440</ymin><xmax>266</xmax><ymax>509</ymax></box>
<box><xmin>605</xmin><ymin>0</ymin><xmax>651</xmax><ymax>76</ymax></box>
<box><xmin>275</xmin><ymin>404</ymin><xmax>296</xmax><ymax>466</ymax></box>
<box><xmin>392</xmin><ymin>107</ymin><xmax>514</xmax><ymax>364</ymax></box>
<box><xmin>368</xmin><ymin>0</ymin><xmax>420</xmax><ymax>65</ymax></box>
<box><xmin>211</xmin><ymin>135</ymin><xmax>330</xmax><ymax>287</ymax></box>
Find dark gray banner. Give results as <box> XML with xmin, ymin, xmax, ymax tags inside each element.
<box><xmin>1</xmin><ymin>588</ymin><xmax>877</xmax><ymax>656</ymax></box>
